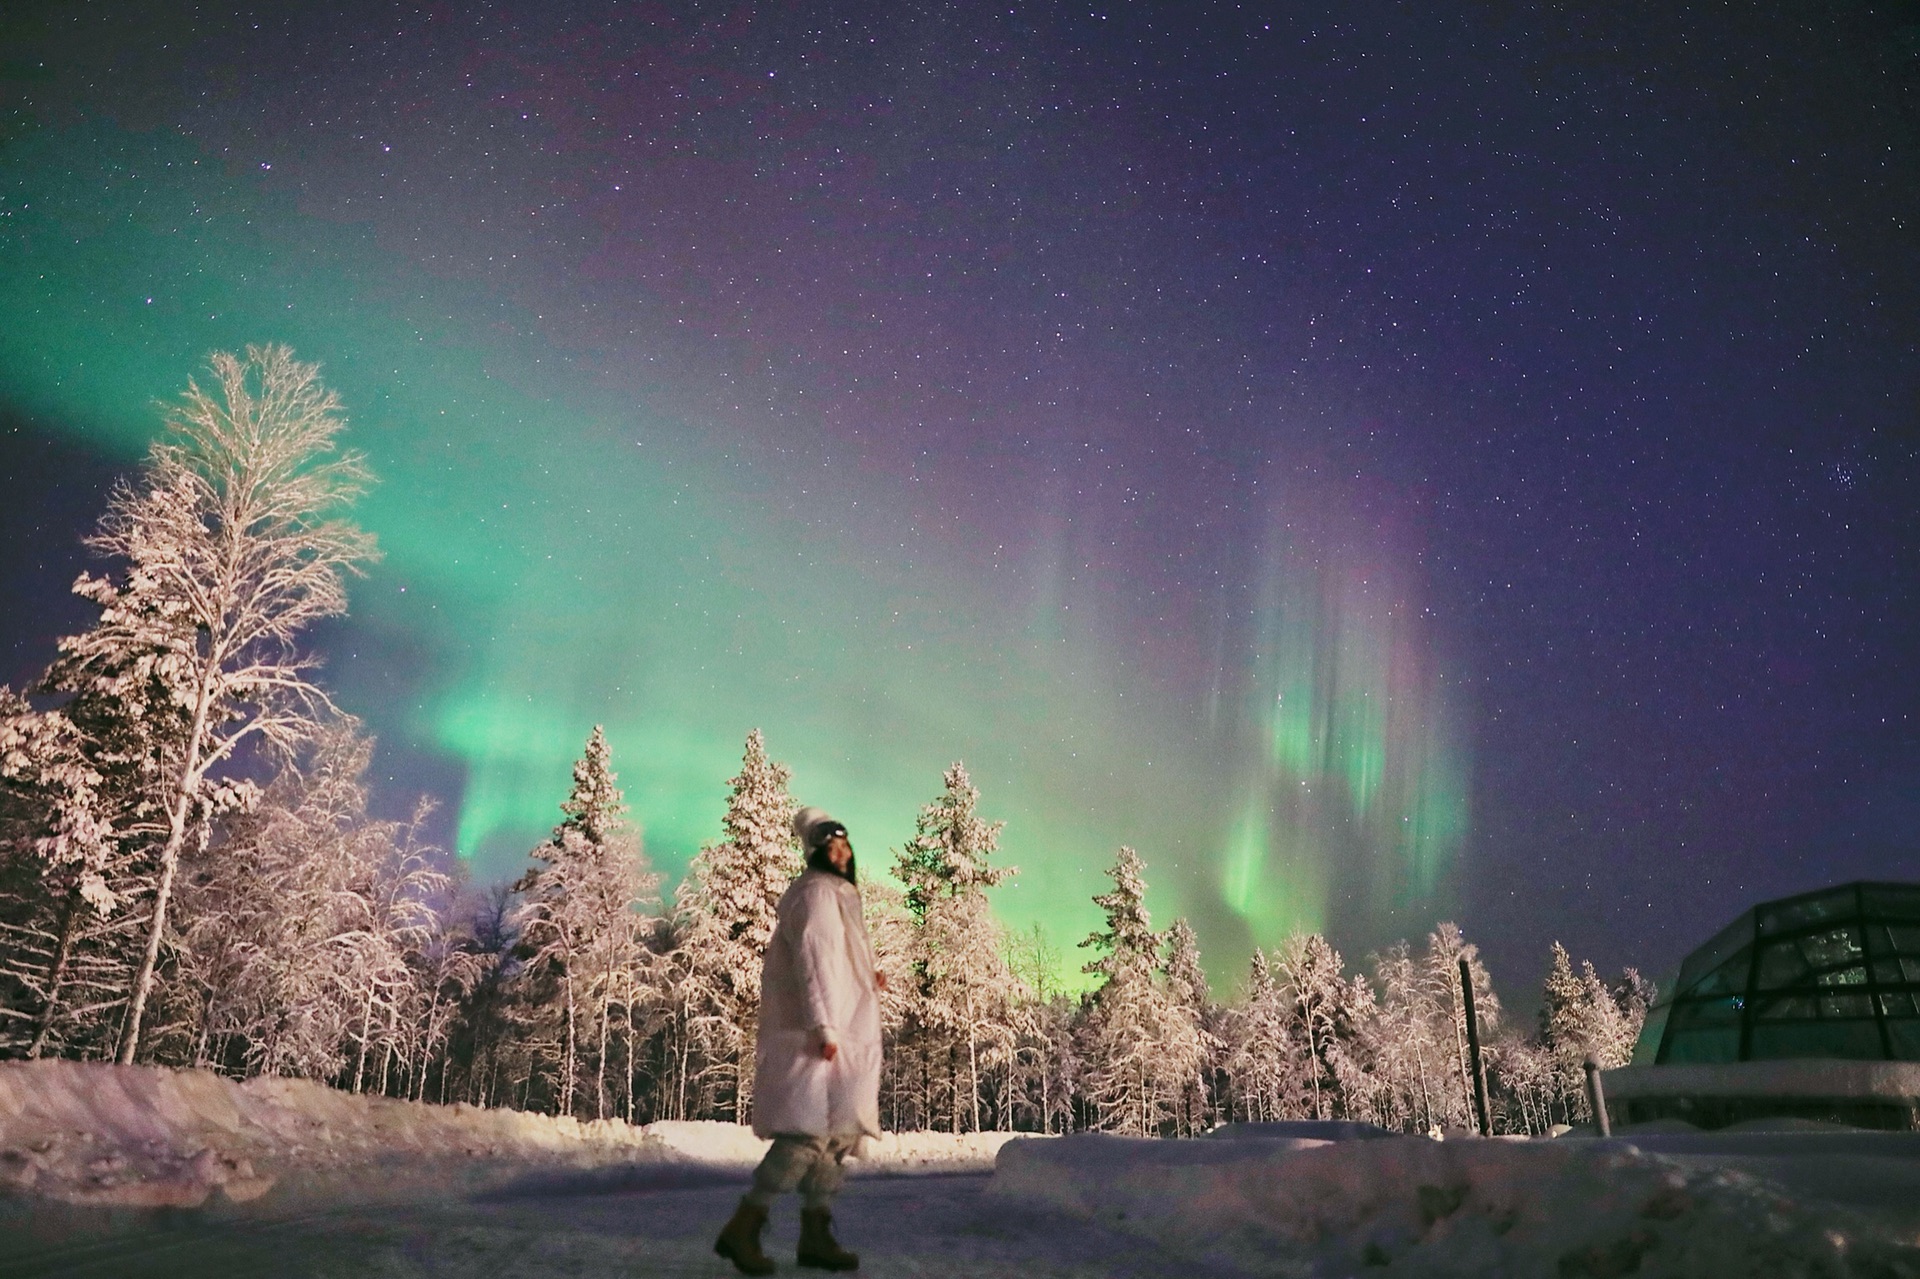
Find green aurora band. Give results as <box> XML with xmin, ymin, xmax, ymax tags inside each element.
<box><xmin>0</xmin><ymin>125</ymin><xmax>1469</xmax><ymax>986</ymax></box>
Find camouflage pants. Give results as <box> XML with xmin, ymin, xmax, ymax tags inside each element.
<box><xmin>745</xmin><ymin>1132</ymin><xmax>857</xmax><ymax>1210</ymax></box>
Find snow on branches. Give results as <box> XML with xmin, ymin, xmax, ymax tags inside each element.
<box><xmin>0</xmin><ymin>348</ymin><xmax>1651</xmax><ymax>1135</ymax></box>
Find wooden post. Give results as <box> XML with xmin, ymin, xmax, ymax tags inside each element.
<box><xmin>1459</xmin><ymin>956</ymin><xmax>1492</xmax><ymax>1137</ymax></box>
<box><xmin>1583</xmin><ymin>1057</ymin><xmax>1612</xmax><ymax>1137</ymax></box>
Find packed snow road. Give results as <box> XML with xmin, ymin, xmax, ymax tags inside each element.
<box><xmin>11</xmin><ymin>1130</ymin><xmax>1920</xmax><ymax>1279</ymax></box>
<box><xmin>4</xmin><ymin>1166</ymin><xmax>1180</xmax><ymax>1279</ymax></box>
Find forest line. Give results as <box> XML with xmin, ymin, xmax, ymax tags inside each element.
<box><xmin>0</xmin><ymin>346</ymin><xmax>1649</xmax><ymax>1137</ymax></box>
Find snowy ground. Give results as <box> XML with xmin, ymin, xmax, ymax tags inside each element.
<box><xmin>0</xmin><ymin>1061</ymin><xmax>1020</xmax><ymax>1208</ymax></box>
<box><xmin>5</xmin><ymin>1064</ymin><xmax>1920</xmax><ymax>1277</ymax></box>
<box><xmin>993</xmin><ymin>1124</ymin><xmax>1920</xmax><ymax>1276</ymax></box>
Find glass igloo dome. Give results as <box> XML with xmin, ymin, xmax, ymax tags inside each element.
<box><xmin>1637</xmin><ymin>881</ymin><xmax>1920</xmax><ymax>1065</ymax></box>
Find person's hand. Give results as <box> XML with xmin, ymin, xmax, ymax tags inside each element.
<box><xmin>875</xmin><ymin>971</ymin><xmax>889</xmax><ymax>992</ymax></box>
<box><xmin>821</xmin><ymin>1041</ymin><xmax>838</xmax><ymax>1062</ymax></box>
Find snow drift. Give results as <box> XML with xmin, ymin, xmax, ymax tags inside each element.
<box><xmin>0</xmin><ymin>1061</ymin><xmax>1022</xmax><ymax>1209</ymax></box>
<box><xmin>990</xmin><ymin>1130</ymin><xmax>1920</xmax><ymax>1277</ymax></box>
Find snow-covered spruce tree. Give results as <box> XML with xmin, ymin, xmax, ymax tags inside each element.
<box><xmin>513</xmin><ymin>726</ymin><xmax>661</xmax><ymax>1118</ymax></box>
<box><xmin>891</xmin><ymin>763</ymin><xmax>1020</xmax><ymax>1133</ymax></box>
<box><xmin>1222</xmin><ymin>949</ymin><xmax>1298</xmax><ymax>1122</ymax></box>
<box><xmin>1537</xmin><ymin>941</ymin><xmax>1590</xmax><ymax>1120</ymax></box>
<box><xmin>1162</xmin><ymin>917</ymin><xmax>1224</xmax><ymax>1133</ymax></box>
<box><xmin>39</xmin><ymin>346</ymin><xmax>377</xmax><ymax>1064</ymax></box>
<box><xmin>0</xmin><ymin>687</ymin><xmax>143</xmax><ymax>1058</ymax></box>
<box><xmin>1537</xmin><ymin>942</ymin><xmax>1650</xmax><ymax>1123</ymax></box>
<box><xmin>671</xmin><ymin>728</ymin><xmax>798</xmax><ymax>1121</ymax></box>
<box><xmin>1077</xmin><ymin>846</ymin><xmax>1202</xmax><ymax>1135</ymax></box>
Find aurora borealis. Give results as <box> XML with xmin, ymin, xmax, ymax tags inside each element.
<box><xmin>2</xmin><ymin>3</ymin><xmax>1915</xmax><ymax>993</ymax></box>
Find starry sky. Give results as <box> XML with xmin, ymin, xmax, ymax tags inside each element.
<box><xmin>2</xmin><ymin>1</ymin><xmax>1916</xmax><ymax>998</ymax></box>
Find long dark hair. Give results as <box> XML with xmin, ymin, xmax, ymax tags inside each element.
<box><xmin>806</xmin><ymin>836</ymin><xmax>857</xmax><ymax>885</ymax></box>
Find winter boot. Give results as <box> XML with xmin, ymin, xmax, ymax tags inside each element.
<box><xmin>797</xmin><ymin>1207</ymin><xmax>859</xmax><ymax>1271</ymax></box>
<box><xmin>714</xmin><ymin>1198</ymin><xmax>777</xmax><ymax>1276</ymax></box>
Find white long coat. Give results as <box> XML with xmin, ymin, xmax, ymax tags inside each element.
<box><xmin>751</xmin><ymin>869</ymin><xmax>883</xmax><ymax>1142</ymax></box>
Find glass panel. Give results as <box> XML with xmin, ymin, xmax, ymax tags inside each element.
<box><xmin>1677</xmin><ymin>914</ymin><xmax>1755</xmax><ymax>995</ymax></box>
<box><xmin>1862</xmin><ymin>884</ymin><xmax>1920</xmax><ymax>924</ymax></box>
<box><xmin>1819</xmin><ymin>992</ymin><xmax>1874</xmax><ymax>1017</ymax></box>
<box><xmin>1755</xmin><ymin>941</ymin><xmax>1812</xmax><ymax>987</ymax></box>
<box><xmin>1632</xmin><ymin>1001</ymin><xmax>1670</xmax><ymax>1066</ymax></box>
<box><xmin>1879</xmin><ymin>991</ymin><xmax>1920</xmax><ymax>1017</ymax></box>
<box><xmin>1668</xmin><ymin>997</ymin><xmax>1741</xmax><ymax>1030</ymax></box>
<box><xmin>1756</xmin><ymin>994</ymin><xmax>1815</xmax><ymax>1020</ymax></box>
<box><xmin>1887</xmin><ymin>1019</ymin><xmax>1920</xmax><ymax>1062</ymax></box>
<box><xmin>1815</xmin><ymin>965</ymin><xmax>1868</xmax><ymax>988</ymax></box>
<box><xmin>1685</xmin><ymin>954</ymin><xmax>1748</xmax><ymax>998</ymax></box>
<box><xmin>1883</xmin><ymin>926</ymin><xmax>1920</xmax><ymax>957</ymax></box>
<box><xmin>1749</xmin><ymin>1020</ymin><xmax>1885</xmax><ymax>1060</ymax></box>
<box><xmin>1801</xmin><ymin>928</ymin><xmax>1866</xmax><ymax>973</ymax></box>
<box><xmin>1661</xmin><ymin>1027</ymin><xmax>1740</xmax><ymax>1064</ymax></box>
<box><xmin>1759</xmin><ymin>887</ymin><xmax>1858</xmax><ymax>936</ymax></box>
<box><xmin>1871</xmin><ymin>957</ymin><xmax>1907</xmax><ymax>984</ymax></box>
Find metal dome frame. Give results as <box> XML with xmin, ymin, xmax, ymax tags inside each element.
<box><xmin>1640</xmin><ymin>881</ymin><xmax>1920</xmax><ymax>1065</ymax></box>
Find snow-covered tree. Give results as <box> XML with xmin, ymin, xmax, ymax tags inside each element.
<box><xmin>1537</xmin><ymin>942</ymin><xmax>1651</xmax><ymax>1123</ymax></box>
<box><xmin>39</xmin><ymin>346</ymin><xmax>377</xmax><ymax>1062</ymax></box>
<box><xmin>1077</xmin><ymin>846</ymin><xmax>1204</xmax><ymax>1135</ymax></box>
<box><xmin>175</xmin><ymin>718</ymin><xmax>382</xmax><ymax>1078</ymax></box>
<box><xmin>1269</xmin><ymin>932</ymin><xmax>1364</xmax><ymax>1122</ymax></box>
<box><xmin>389</xmin><ymin>866</ymin><xmax>490</xmax><ymax>1103</ymax></box>
<box><xmin>1002</xmin><ymin>923</ymin><xmax>1077</xmax><ymax>1134</ymax></box>
<box><xmin>514</xmin><ymin>726</ymin><xmax>660</xmax><ymax>1118</ymax></box>
<box><xmin>0</xmin><ymin>688</ymin><xmax>144</xmax><ymax>1058</ymax></box>
<box><xmin>671</xmin><ymin>729</ymin><xmax>799</xmax><ymax>1120</ymax></box>
<box><xmin>1223</xmin><ymin>949</ymin><xmax>1303</xmax><ymax>1121</ymax></box>
<box><xmin>1077</xmin><ymin>846</ymin><xmax>1160</xmax><ymax>1130</ymax></box>
<box><xmin>1366</xmin><ymin>939</ymin><xmax>1453</xmax><ymax>1133</ymax></box>
<box><xmin>890</xmin><ymin>764</ymin><xmax>1022</xmax><ymax>1133</ymax></box>
<box><xmin>1422</xmin><ymin>921</ymin><xmax>1500</xmax><ymax>1126</ymax></box>
<box><xmin>1161</xmin><ymin>917</ymin><xmax>1223</xmax><ymax>1133</ymax></box>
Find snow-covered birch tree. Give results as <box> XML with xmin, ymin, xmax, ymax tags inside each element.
<box><xmin>40</xmin><ymin>346</ymin><xmax>378</xmax><ymax>1063</ymax></box>
<box><xmin>1421</xmin><ymin>921</ymin><xmax>1500</xmax><ymax>1126</ymax></box>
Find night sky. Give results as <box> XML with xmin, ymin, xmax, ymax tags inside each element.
<box><xmin>2</xmin><ymin>2</ymin><xmax>1916</xmax><ymax>997</ymax></box>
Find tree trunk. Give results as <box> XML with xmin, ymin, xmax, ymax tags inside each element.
<box><xmin>351</xmin><ymin>983</ymin><xmax>376</xmax><ymax>1094</ymax></box>
<box><xmin>676</xmin><ymin>1007</ymin><xmax>691</xmax><ymax>1121</ymax></box>
<box><xmin>967</xmin><ymin>1025</ymin><xmax>981</xmax><ymax>1134</ymax></box>
<box><xmin>596</xmin><ymin>980</ymin><xmax>611</xmax><ymax>1121</ymax></box>
<box><xmin>27</xmin><ymin>890</ymin><xmax>83</xmax><ymax>1059</ymax></box>
<box><xmin>562</xmin><ymin>971</ymin><xmax>578</xmax><ymax>1117</ymax></box>
<box><xmin>117</xmin><ymin>665</ymin><xmax>217</xmax><ymax>1065</ymax></box>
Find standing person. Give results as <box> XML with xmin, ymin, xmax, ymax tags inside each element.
<box><xmin>715</xmin><ymin>807</ymin><xmax>886</xmax><ymax>1274</ymax></box>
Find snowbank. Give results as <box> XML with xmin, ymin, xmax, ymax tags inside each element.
<box><xmin>989</xmin><ymin>1131</ymin><xmax>1920</xmax><ymax>1276</ymax></box>
<box><xmin>633</xmin><ymin>1117</ymin><xmax>1027</xmax><ymax>1175</ymax></box>
<box><xmin>0</xmin><ymin>1061</ymin><xmax>1020</xmax><ymax>1210</ymax></box>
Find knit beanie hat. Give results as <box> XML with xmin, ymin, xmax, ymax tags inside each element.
<box><xmin>791</xmin><ymin>806</ymin><xmax>848</xmax><ymax>853</ymax></box>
